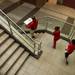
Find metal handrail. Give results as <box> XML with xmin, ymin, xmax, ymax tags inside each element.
<box><xmin>0</xmin><ymin>14</ymin><xmax>34</xmax><ymax>49</ymax></box>
<box><xmin>38</xmin><ymin>16</ymin><xmax>75</xmax><ymax>40</ymax></box>
<box><xmin>38</xmin><ymin>16</ymin><xmax>75</xmax><ymax>27</ymax></box>
<box><xmin>0</xmin><ymin>9</ymin><xmax>42</xmax><ymax>55</ymax></box>
<box><xmin>0</xmin><ymin>8</ymin><xmax>74</xmax><ymax>51</ymax></box>
<box><xmin>0</xmin><ymin>9</ymin><xmax>40</xmax><ymax>45</ymax></box>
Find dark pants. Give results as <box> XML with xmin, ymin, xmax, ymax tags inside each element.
<box><xmin>65</xmin><ymin>52</ymin><xmax>69</xmax><ymax>58</ymax></box>
<box><xmin>53</xmin><ymin>39</ymin><xmax>59</xmax><ymax>48</ymax></box>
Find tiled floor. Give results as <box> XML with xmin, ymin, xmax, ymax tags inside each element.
<box><xmin>16</xmin><ymin>3</ymin><xmax>75</xmax><ymax>75</ymax></box>
<box><xmin>16</xmin><ymin>33</ymin><xmax>75</xmax><ymax>75</ymax></box>
<box><xmin>34</xmin><ymin>3</ymin><xmax>75</xmax><ymax>75</ymax></box>
<box><xmin>35</xmin><ymin>2</ymin><xmax>75</xmax><ymax>23</ymax></box>
<box><xmin>43</xmin><ymin>3</ymin><xmax>75</xmax><ymax>19</ymax></box>
<box><xmin>7</xmin><ymin>2</ymin><xmax>35</xmax><ymax>22</ymax></box>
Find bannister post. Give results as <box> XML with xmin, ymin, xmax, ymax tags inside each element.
<box><xmin>7</xmin><ymin>19</ymin><xmax>13</xmax><ymax>35</ymax></box>
<box><xmin>68</xmin><ymin>27</ymin><xmax>75</xmax><ymax>40</ymax></box>
<box><xmin>34</xmin><ymin>43</ymin><xmax>39</xmax><ymax>55</ymax></box>
<box><xmin>38</xmin><ymin>42</ymin><xmax>42</xmax><ymax>53</ymax></box>
<box><xmin>34</xmin><ymin>42</ymin><xmax>42</xmax><ymax>59</ymax></box>
<box><xmin>70</xmin><ymin>30</ymin><xmax>75</xmax><ymax>40</ymax></box>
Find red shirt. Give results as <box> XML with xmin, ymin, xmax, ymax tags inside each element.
<box><xmin>26</xmin><ymin>19</ymin><xmax>38</xmax><ymax>30</ymax></box>
<box><xmin>66</xmin><ymin>42</ymin><xmax>75</xmax><ymax>54</ymax></box>
<box><xmin>53</xmin><ymin>31</ymin><xmax>60</xmax><ymax>41</ymax></box>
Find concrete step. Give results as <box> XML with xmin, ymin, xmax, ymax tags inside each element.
<box><xmin>17</xmin><ymin>57</ymin><xmax>36</xmax><ymax>75</ymax></box>
<box><xmin>0</xmin><ymin>38</ymin><xmax>14</xmax><ymax>56</ymax></box>
<box><xmin>0</xmin><ymin>43</ymin><xmax>20</xmax><ymax>67</ymax></box>
<box><xmin>1</xmin><ymin>47</ymin><xmax>24</xmax><ymax>75</ymax></box>
<box><xmin>7</xmin><ymin>52</ymin><xmax>29</xmax><ymax>75</ymax></box>
<box><xmin>0</xmin><ymin>33</ymin><xmax>9</xmax><ymax>44</ymax></box>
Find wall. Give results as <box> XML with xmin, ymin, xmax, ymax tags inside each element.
<box><xmin>63</xmin><ymin>0</ymin><xmax>75</xmax><ymax>9</ymax></box>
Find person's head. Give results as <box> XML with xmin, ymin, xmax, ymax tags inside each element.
<box><xmin>54</xmin><ymin>26</ymin><xmax>60</xmax><ymax>31</ymax></box>
<box><xmin>32</xmin><ymin>16</ymin><xmax>36</xmax><ymax>20</ymax></box>
<box><xmin>71</xmin><ymin>39</ymin><xmax>75</xmax><ymax>45</ymax></box>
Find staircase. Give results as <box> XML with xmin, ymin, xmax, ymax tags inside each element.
<box><xmin>0</xmin><ymin>27</ymin><xmax>31</xmax><ymax>75</ymax></box>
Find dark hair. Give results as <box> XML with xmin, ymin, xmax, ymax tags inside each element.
<box><xmin>72</xmin><ymin>39</ymin><xmax>75</xmax><ymax>45</ymax></box>
<box><xmin>55</xmin><ymin>26</ymin><xmax>60</xmax><ymax>31</ymax></box>
<box><xmin>32</xmin><ymin>16</ymin><xmax>36</xmax><ymax>20</ymax></box>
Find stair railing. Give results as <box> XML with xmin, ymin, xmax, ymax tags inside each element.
<box><xmin>69</xmin><ymin>27</ymin><xmax>75</xmax><ymax>40</ymax></box>
<box><xmin>0</xmin><ymin>9</ymin><xmax>42</xmax><ymax>56</ymax></box>
<box><xmin>38</xmin><ymin>16</ymin><xmax>75</xmax><ymax>41</ymax></box>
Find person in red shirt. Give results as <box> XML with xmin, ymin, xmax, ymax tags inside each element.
<box><xmin>26</xmin><ymin>16</ymin><xmax>38</xmax><ymax>38</ymax></box>
<box><xmin>65</xmin><ymin>39</ymin><xmax>75</xmax><ymax>65</ymax></box>
<box><xmin>52</xmin><ymin>26</ymin><xmax>60</xmax><ymax>49</ymax></box>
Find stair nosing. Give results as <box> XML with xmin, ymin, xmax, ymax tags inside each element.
<box><xmin>2</xmin><ymin>50</ymin><xmax>25</xmax><ymax>74</ymax></box>
<box><xmin>0</xmin><ymin>44</ymin><xmax>20</xmax><ymax>68</ymax></box>
<box><xmin>6</xmin><ymin>51</ymin><xmax>30</xmax><ymax>75</ymax></box>
<box><xmin>0</xmin><ymin>40</ymin><xmax>15</xmax><ymax>57</ymax></box>
<box><xmin>15</xmin><ymin>53</ymin><xmax>30</xmax><ymax>75</ymax></box>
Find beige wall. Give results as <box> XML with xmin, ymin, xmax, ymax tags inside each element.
<box><xmin>48</xmin><ymin>0</ymin><xmax>57</xmax><ymax>5</ymax></box>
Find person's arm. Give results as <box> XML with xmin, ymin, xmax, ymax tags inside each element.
<box><xmin>53</xmin><ymin>31</ymin><xmax>55</xmax><ymax>35</ymax></box>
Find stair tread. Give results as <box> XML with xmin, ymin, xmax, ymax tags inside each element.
<box><xmin>8</xmin><ymin>52</ymin><xmax>29</xmax><ymax>75</ymax></box>
<box><xmin>0</xmin><ymin>43</ymin><xmax>19</xmax><ymax>67</ymax></box>
<box><xmin>0</xmin><ymin>38</ymin><xmax>14</xmax><ymax>56</ymax></box>
<box><xmin>1</xmin><ymin>47</ymin><xmax>24</xmax><ymax>74</ymax></box>
<box><xmin>0</xmin><ymin>33</ymin><xmax>9</xmax><ymax>44</ymax></box>
<box><xmin>17</xmin><ymin>57</ymin><xmax>36</xmax><ymax>75</ymax></box>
